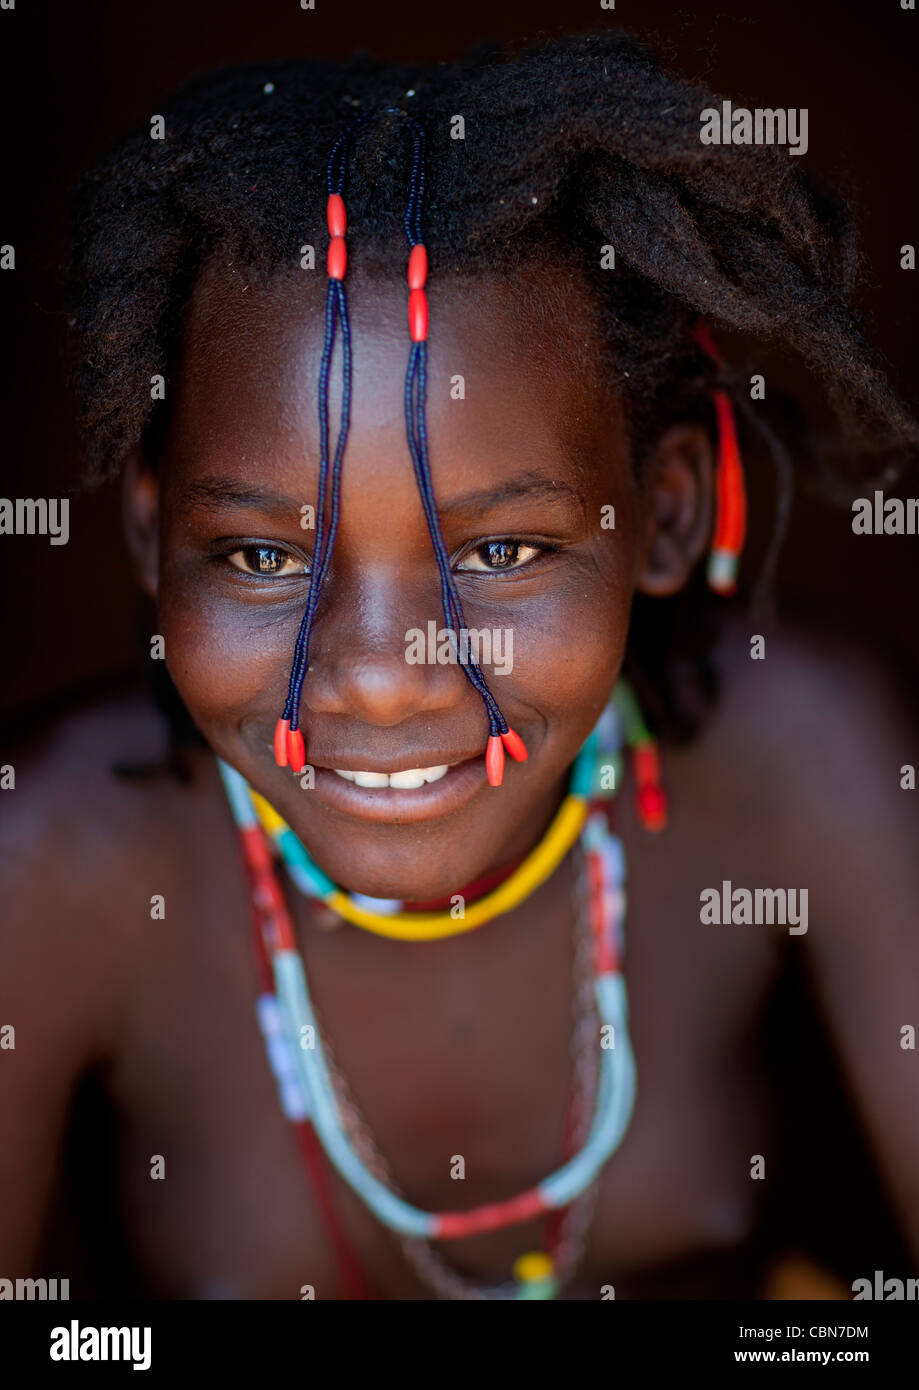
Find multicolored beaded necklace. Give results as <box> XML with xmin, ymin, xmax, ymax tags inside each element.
<box><xmin>219</xmin><ymin>679</ymin><xmax>666</xmax><ymax>1299</ymax></box>
<box><xmin>316</xmin><ymin>843</ymin><xmax>602</xmax><ymax>1300</ymax></box>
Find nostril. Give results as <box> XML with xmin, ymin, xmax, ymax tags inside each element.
<box><xmin>300</xmin><ymin>649</ymin><xmax>461</xmax><ymax>724</ymax></box>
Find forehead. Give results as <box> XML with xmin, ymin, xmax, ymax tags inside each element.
<box><xmin>162</xmin><ymin>255</ymin><xmax>625</xmax><ymax>492</ymax></box>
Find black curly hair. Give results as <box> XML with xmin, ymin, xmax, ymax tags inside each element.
<box><xmin>69</xmin><ymin>29</ymin><xmax>918</xmax><ymax>746</ymax></box>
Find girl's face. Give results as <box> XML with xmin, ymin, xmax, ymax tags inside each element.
<box><xmin>126</xmin><ymin>259</ymin><xmax>710</xmax><ymax>901</ymax></box>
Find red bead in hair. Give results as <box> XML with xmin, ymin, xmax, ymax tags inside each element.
<box><xmin>485</xmin><ymin>735</ymin><xmax>505</xmax><ymax>787</ymax></box>
<box><xmin>326</xmin><ymin>194</ymin><xmax>346</xmax><ymax>238</ymax></box>
<box><xmin>693</xmin><ymin>319</ymin><xmax>721</xmax><ymax>365</ymax></box>
<box><xmin>274</xmin><ymin>718</ymin><xmax>290</xmax><ymax>768</ymax></box>
<box><xmin>501</xmin><ymin>728</ymin><xmax>528</xmax><ymax>762</ymax></box>
<box><xmin>693</xmin><ymin>320</ymin><xmax>747</xmax><ymax>594</ymax></box>
<box><xmin>286</xmin><ymin>727</ymin><xmax>307</xmax><ymax>774</ymax></box>
<box><xmin>327</xmin><ymin>236</ymin><xmax>347</xmax><ymax>280</ymax></box>
<box><xmin>408</xmin><ymin>288</ymin><xmax>428</xmax><ymax>342</ymax></box>
<box><xmin>407</xmin><ymin>243</ymin><xmax>427</xmax><ymax>290</ymax></box>
<box><xmin>709</xmin><ymin>390</ymin><xmax>746</xmax><ymax>568</ymax></box>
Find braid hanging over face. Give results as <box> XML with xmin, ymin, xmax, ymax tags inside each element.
<box><xmin>273</xmin><ymin>108</ymin><xmax>528</xmax><ymax>786</ymax></box>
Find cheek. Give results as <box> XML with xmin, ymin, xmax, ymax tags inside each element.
<box><xmin>514</xmin><ymin>550</ymin><xmax>632</xmax><ymax>729</ymax></box>
<box><xmin>156</xmin><ymin>548</ymin><xmax>296</xmax><ymax>737</ymax></box>
<box><xmin>464</xmin><ymin>536</ymin><xmax>632</xmax><ymax>773</ymax></box>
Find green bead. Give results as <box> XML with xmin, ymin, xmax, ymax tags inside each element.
<box><xmin>570</xmin><ymin>731</ymin><xmax>599</xmax><ymax>797</ymax></box>
<box><xmin>515</xmin><ymin>1276</ymin><xmax>558</xmax><ymax>1300</ymax></box>
<box><xmin>612</xmin><ymin>678</ymin><xmax>650</xmax><ymax>747</ymax></box>
<box><xmin>278</xmin><ymin>828</ymin><xmax>336</xmax><ymax>897</ymax></box>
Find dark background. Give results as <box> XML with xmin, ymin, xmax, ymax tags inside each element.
<box><xmin>0</xmin><ymin>0</ymin><xmax>917</xmax><ymax>722</ymax></box>
<box><xmin>0</xmin><ymin>0</ymin><xmax>916</xmax><ymax>1296</ymax></box>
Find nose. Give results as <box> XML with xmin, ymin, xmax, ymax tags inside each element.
<box><xmin>297</xmin><ymin>569</ymin><xmax>464</xmax><ymax>728</ymax></box>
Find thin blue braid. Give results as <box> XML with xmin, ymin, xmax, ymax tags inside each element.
<box><xmin>405</xmin><ymin>343</ymin><xmax>505</xmax><ymax>729</ymax></box>
<box><xmin>404</xmin><ymin>343</ymin><xmax>506</xmax><ymax>734</ymax></box>
<box><xmin>282</xmin><ymin>281</ymin><xmax>337</xmax><ymax>723</ymax></box>
<box><xmin>286</xmin><ymin>279</ymin><xmax>351</xmax><ymax>728</ymax></box>
<box><xmin>282</xmin><ymin>107</ymin><xmax>509</xmax><ymax>741</ymax></box>
<box><xmin>397</xmin><ymin>123</ymin><xmax>507</xmax><ymax>732</ymax></box>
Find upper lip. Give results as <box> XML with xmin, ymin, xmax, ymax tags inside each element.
<box><xmin>296</xmin><ymin>751</ymin><xmax>482</xmax><ymax>774</ymax></box>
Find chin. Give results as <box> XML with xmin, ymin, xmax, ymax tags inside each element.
<box><xmin>324</xmin><ymin>860</ymin><xmax>476</xmax><ymax>905</ymax></box>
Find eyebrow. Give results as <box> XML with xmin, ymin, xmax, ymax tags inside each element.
<box><xmin>179</xmin><ymin>477</ymin><xmax>307</xmax><ymax>516</ymax></box>
<box><xmin>437</xmin><ymin>472</ymin><xmax>585</xmax><ymax>518</ymax></box>
<box><xmin>179</xmin><ymin>469</ymin><xmax>584</xmax><ymax>519</ymax></box>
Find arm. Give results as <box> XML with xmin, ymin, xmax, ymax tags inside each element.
<box><xmin>780</xmin><ymin>641</ymin><xmax>919</xmax><ymax>1263</ymax></box>
<box><xmin>0</xmin><ymin>732</ymin><xmax>128</xmax><ymax>1272</ymax></box>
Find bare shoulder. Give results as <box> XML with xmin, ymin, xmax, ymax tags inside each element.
<box><xmin>697</xmin><ymin>611</ymin><xmax>917</xmax><ymax>879</ymax></box>
<box><xmin>707</xmin><ymin>612</ymin><xmax>913</xmax><ymax>774</ymax></box>
<box><xmin>699</xmin><ymin>623</ymin><xmax>919</xmax><ymax>1262</ymax></box>
<box><xmin>2</xmin><ymin>680</ymin><xmax>209</xmax><ymax>888</ymax></box>
<box><xmin>0</xmin><ymin>681</ymin><xmax>221</xmax><ymax>1266</ymax></box>
<box><xmin>0</xmin><ymin>682</ymin><xmax>216</xmax><ymax>1060</ymax></box>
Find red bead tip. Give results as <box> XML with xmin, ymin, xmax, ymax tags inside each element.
<box><xmin>273</xmin><ymin>718</ymin><xmax>290</xmax><ymax>768</ymax></box>
<box><xmin>327</xmin><ymin>235</ymin><xmax>347</xmax><ymax>281</ymax></box>
<box><xmin>407</xmin><ymin>243</ymin><xmax>428</xmax><ymax>290</ymax></box>
<box><xmin>326</xmin><ymin>194</ymin><xmax>346</xmax><ymax>238</ymax></box>
<box><xmin>636</xmin><ymin>784</ymin><xmax>668</xmax><ymax>832</ymax></box>
<box><xmin>408</xmin><ymin>288</ymin><xmax>428</xmax><ymax>342</ymax></box>
<box><xmin>286</xmin><ymin>727</ymin><xmax>307</xmax><ymax>774</ymax></box>
<box><xmin>485</xmin><ymin>735</ymin><xmax>505</xmax><ymax>788</ymax></box>
<box><xmin>500</xmin><ymin>728</ymin><xmax>528</xmax><ymax>762</ymax></box>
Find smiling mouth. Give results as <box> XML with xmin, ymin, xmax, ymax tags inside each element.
<box><xmin>273</xmin><ymin>747</ymin><xmax>491</xmax><ymax>825</ymax></box>
<box><xmin>331</xmin><ymin>764</ymin><xmax>449</xmax><ymax>789</ymax></box>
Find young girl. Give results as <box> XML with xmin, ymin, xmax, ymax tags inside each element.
<box><xmin>3</xmin><ymin>31</ymin><xmax>918</xmax><ymax>1301</ymax></box>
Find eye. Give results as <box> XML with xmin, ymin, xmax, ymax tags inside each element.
<box><xmin>226</xmin><ymin>545</ymin><xmax>308</xmax><ymax>578</ymax></box>
<box><xmin>455</xmin><ymin>539</ymin><xmax>546</xmax><ymax>573</ymax></box>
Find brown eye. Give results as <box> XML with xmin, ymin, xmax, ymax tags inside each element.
<box><xmin>456</xmin><ymin>540</ymin><xmax>541</xmax><ymax>572</ymax></box>
<box><xmin>227</xmin><ymin>545</ymin><xmax>306</xmax><ymax>577</ymax></box>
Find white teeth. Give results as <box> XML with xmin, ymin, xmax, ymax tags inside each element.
<box><xmin>332</xmin><ymin>763</ymin><xmax>450</xmax><ymax>788</ymax></box>
<box><xmin>388</xmin><ymin>768</ymin><xmax>427</xmax><ymax>789</ymax></box>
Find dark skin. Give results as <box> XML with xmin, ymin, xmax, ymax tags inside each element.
<box><xmin>2</xmin><ymin>261</ymin><xmax>918</xmax><ymax>1298</ymax></box>
<box><xmin>129</xmin><ymin>258</ymin><xmax>710</xmax><ymax>902</ymax></box>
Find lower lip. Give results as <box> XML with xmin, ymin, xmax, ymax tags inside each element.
<box><xmin>303</xmin><ymin>757</ymin><xmax>488</xmax><ymax>824</ymax></box>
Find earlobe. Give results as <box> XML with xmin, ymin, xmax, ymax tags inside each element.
<box><xmin>122</xmin><ymin>448</ymin><xmax>160</xmax><ymax>598</ymax></box>
<box><xmin>635</xmin><ymin>423</ymin><xmax>714</xmax><ymax>597</ymax></box>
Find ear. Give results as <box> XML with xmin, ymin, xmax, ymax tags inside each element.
<box><xmin>635</xmin><ymin>422</ymin><xmax>714</xmax><ymax>597</ymax></box>
<box><xmin>122</xmin><ymin>447</ymin><xmax>160</xmax><ymax>598</ymax></box>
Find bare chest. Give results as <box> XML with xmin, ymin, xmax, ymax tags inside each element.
<box><xmin>102</xmin><ymin>808</ymin><xmax>782</xmax><ymax>1299</ymax></box>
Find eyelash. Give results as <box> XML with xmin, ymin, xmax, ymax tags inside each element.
<box><xmin>222</xmin><ymin>543</ymin><xmax>309</xmax><ymax>580</ymax></box>
<box><xmin>216</xmin><ymin>536</ymin><xmax>559</xmax><ymax>581</ymax></box>
<box><xmin>454</xmin><ymin>538</ymin><xmax>559</xmax><ymax>574</ymax></box>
